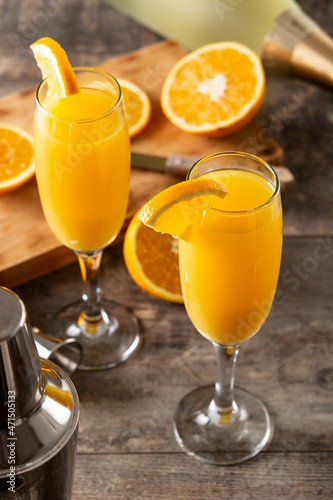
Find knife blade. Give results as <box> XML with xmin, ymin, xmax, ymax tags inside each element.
<box><xmin>131</xmin><ymin>151</ymin><xmax>295</xmax><ymax>191</ymax></box>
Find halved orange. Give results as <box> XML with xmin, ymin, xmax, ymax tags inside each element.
<box><xmin>137</xmin><ymin>178</ymin><xmax>228</xmax><ymax>240</ymax></box>
<box><xmin>124</xmin><ymin>214</ymin><xmax>183</xmax><ymax>303</ymax></box>
<box><xmin>118</xmin><ymin>79</ymin><xmax>151</xmax><ymax>138</ymax></box>
<box><xmin>161</xmin><ymin>41</ymin><xmax>265</xmax><ymax>136</ymax></box>
<box><xmin>30</xmin><ymin>37</ymin><xmax>80</xmax><ymax>97</ymax></box>
<box><xmin>0</xmin><ymin>123</ymin><xmax>35</xmax><ymax>195</ymax></box>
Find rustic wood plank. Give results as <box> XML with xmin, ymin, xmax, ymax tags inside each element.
<box><xmin>15</xmin><ymin>238</ymin><xmax>333</xmax><ymax>457</ymax></box>
<box><xmin>72</xmin><ymin>452</ymin><xmax>333</xmax><ymax>500</ymax></box>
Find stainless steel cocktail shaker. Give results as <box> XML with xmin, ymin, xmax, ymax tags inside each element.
<box><xmin>0</xmin><ymin>287</ymin><xmax>80</xmax><ymax>499</ymax></box>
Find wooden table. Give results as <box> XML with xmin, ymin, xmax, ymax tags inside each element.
<box><xmin>1</xmin><ymin>1</ymin><xmax>332</xmax><ymax>498</ymax></box>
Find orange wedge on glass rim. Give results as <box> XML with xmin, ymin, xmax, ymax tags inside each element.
<box><xmin>30</xmin><ymin>39</ymin><xmax>151</xmax><ymax>138</ymax></box>
<box><xmin>161</xmin><ymin>41</ymin><xmax>265</xmax><ymax>137</ymax></box>
<box><xmin>30</xmin><ymin>37</ymin><xmax>80</xmax><ymax>97</ymax></box>
<box><xmin>124</xmin><ymin>178</ymin><xmax>228</xmax><ymax>302</ymax></box>
<box><xmin>138</xmin><ymin>178</ymin><xmax>229</xmax><ymax>239</ymax></box>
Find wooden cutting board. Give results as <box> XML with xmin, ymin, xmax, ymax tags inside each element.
<box><xmin>0</xmin><ymin>40</ymin><xmax>284</xmax><ymax>288</ymax></box>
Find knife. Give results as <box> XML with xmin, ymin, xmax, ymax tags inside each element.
<box><xmin>131</xmin><ymin>151</ymin><xmax>295</xmax><ymax>192</ymax></box>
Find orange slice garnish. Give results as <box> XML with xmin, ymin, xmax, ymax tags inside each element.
<box><xmin>137</xmin><ymin>178</ymin><xmax>228</xmax><ymax>240</ymax></box>
<box><xmin>30</xmin><ymin>37</ymin><xmax>80</xmax><ymax>97</ymax></box>
<box><xmin>161</xmin><ymin>41</ymin><xmax>265</xmax><ymax>136</ymax></box>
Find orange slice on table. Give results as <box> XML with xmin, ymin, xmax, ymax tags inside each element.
<box><xmin>118</xmin><ymin>79</ymin><xmax>151</xmax><ymax>138</ymax></box>
<box><xmin>30</xmin><ymin>37</ymin><xmax>80</xmax><ymax>97</ymax></box>
<box><xmin>161</xmin><ymin>41</ymin><xmax>265</xmax><ymax>137</ymax></box>
<box><xmin>0</xmin><ymin>123</ymin><xmax>35</xmax><ymax>195</ymax></box>
<box><xmin>137</xmin><ymin>178</ymin><xmax>229</xmax><ymax>240</ymax></box>
<box><xmin>124</xmin><ymin>215</ymin><xmax>183</xmax><ymax>303</ymax></box>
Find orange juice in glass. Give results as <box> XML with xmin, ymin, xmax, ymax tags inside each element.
<box><xmin>35</xmin><ymin>84</ymin><xmax>130</xmax><ymax>252</ymax></box>
<box><xmin>174</xmin><ymin>152</ymin><xmax>282</xmax><ymax>465</ymax></box>
<box><xmin>179</xmin><ymin>168</ymin><xmax>282</xmax><ymax>345</ymax></box>
<box><xmin>34</xmin><ymin>68</ymin><xmax>141</xmax><ymax>370</ymax></box>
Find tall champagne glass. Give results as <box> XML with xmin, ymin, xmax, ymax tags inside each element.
<box><xmin>34</xmin><ymin>68</ymin><xmax>141</xmax><ymax>370</ymax></box>
<box><xmin>174</xmin><ymin>152</ymin><xmax>282</xmax><ymax>464</ymax></box>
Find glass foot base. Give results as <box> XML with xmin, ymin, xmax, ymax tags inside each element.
<box><xmin>50</xmin><ymin>300</ymin><xmax>142</xmax><ymax>371</ymax></box>
<box><xmin>173</xmin><ymin>385</ymin><xmax>273</xmax><ymax>465</ymax></box>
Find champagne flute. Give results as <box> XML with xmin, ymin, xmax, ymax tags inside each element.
<box><xmin>33</xmin><ymin>68</ymin><xmax>141</xmax><ymax>370</ymax></box>
<box><xmin>174</xmin><ymin>152</ymin><xmax>282</xmax><ymax>464</ymax></box>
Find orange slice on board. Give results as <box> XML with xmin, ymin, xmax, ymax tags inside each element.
<box><xmin>118</xmin><ymin>79</ymin><xmax>151</xmax><ymax>138</ymax></box>
<box><xmin>30</xmin><ymin>37</ymin><xmax>80</xmax><ymax>97</ymax></box>
<box><xmin>161</xmin><ymin>41</ymin><xmax>265</xmax><ymax>136</ymax></box>
<box><xmin>137</xmin><ymin>178</ymin><xmax>228</xmax><ymax>240</ymax></box>
<box><xmin>0</xmin><ymin>123</ymin><xmax>35</xmax><ymax>195</ymax></box>
<box><xmin>124</xmin><ymin>215</ymin><xmax>183</xmax><ymax>303</ymax></box>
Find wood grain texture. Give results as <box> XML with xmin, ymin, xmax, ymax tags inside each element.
<box><xmin>72</xmin><ymin>453</ymin><xmax>333</xmax><ymax>500</ymax></box>
<box><xmin>14</xmin><ymin>237</ymin><xmax>333</xmax><ymax>498</ymax></box>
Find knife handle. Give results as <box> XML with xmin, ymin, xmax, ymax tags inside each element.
<box><xmin>164</xmin><ymin>154</ymin><xmax>198</xmax><ymax>177</ymax></box>
<box><xmin>164</xmin><ymin>154</ymin><xmax>295</xmax><ymax>192</ymax></box>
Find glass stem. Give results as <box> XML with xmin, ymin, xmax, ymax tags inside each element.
<box><xmin>77</xmin><ymin>250</ymin><xmax>103</xmax><ymax>320</ymax></box>
<box><xmin>208</xmin><ymin>343</ymin><xmax>240</xmax><ymax>426</ymax></box>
